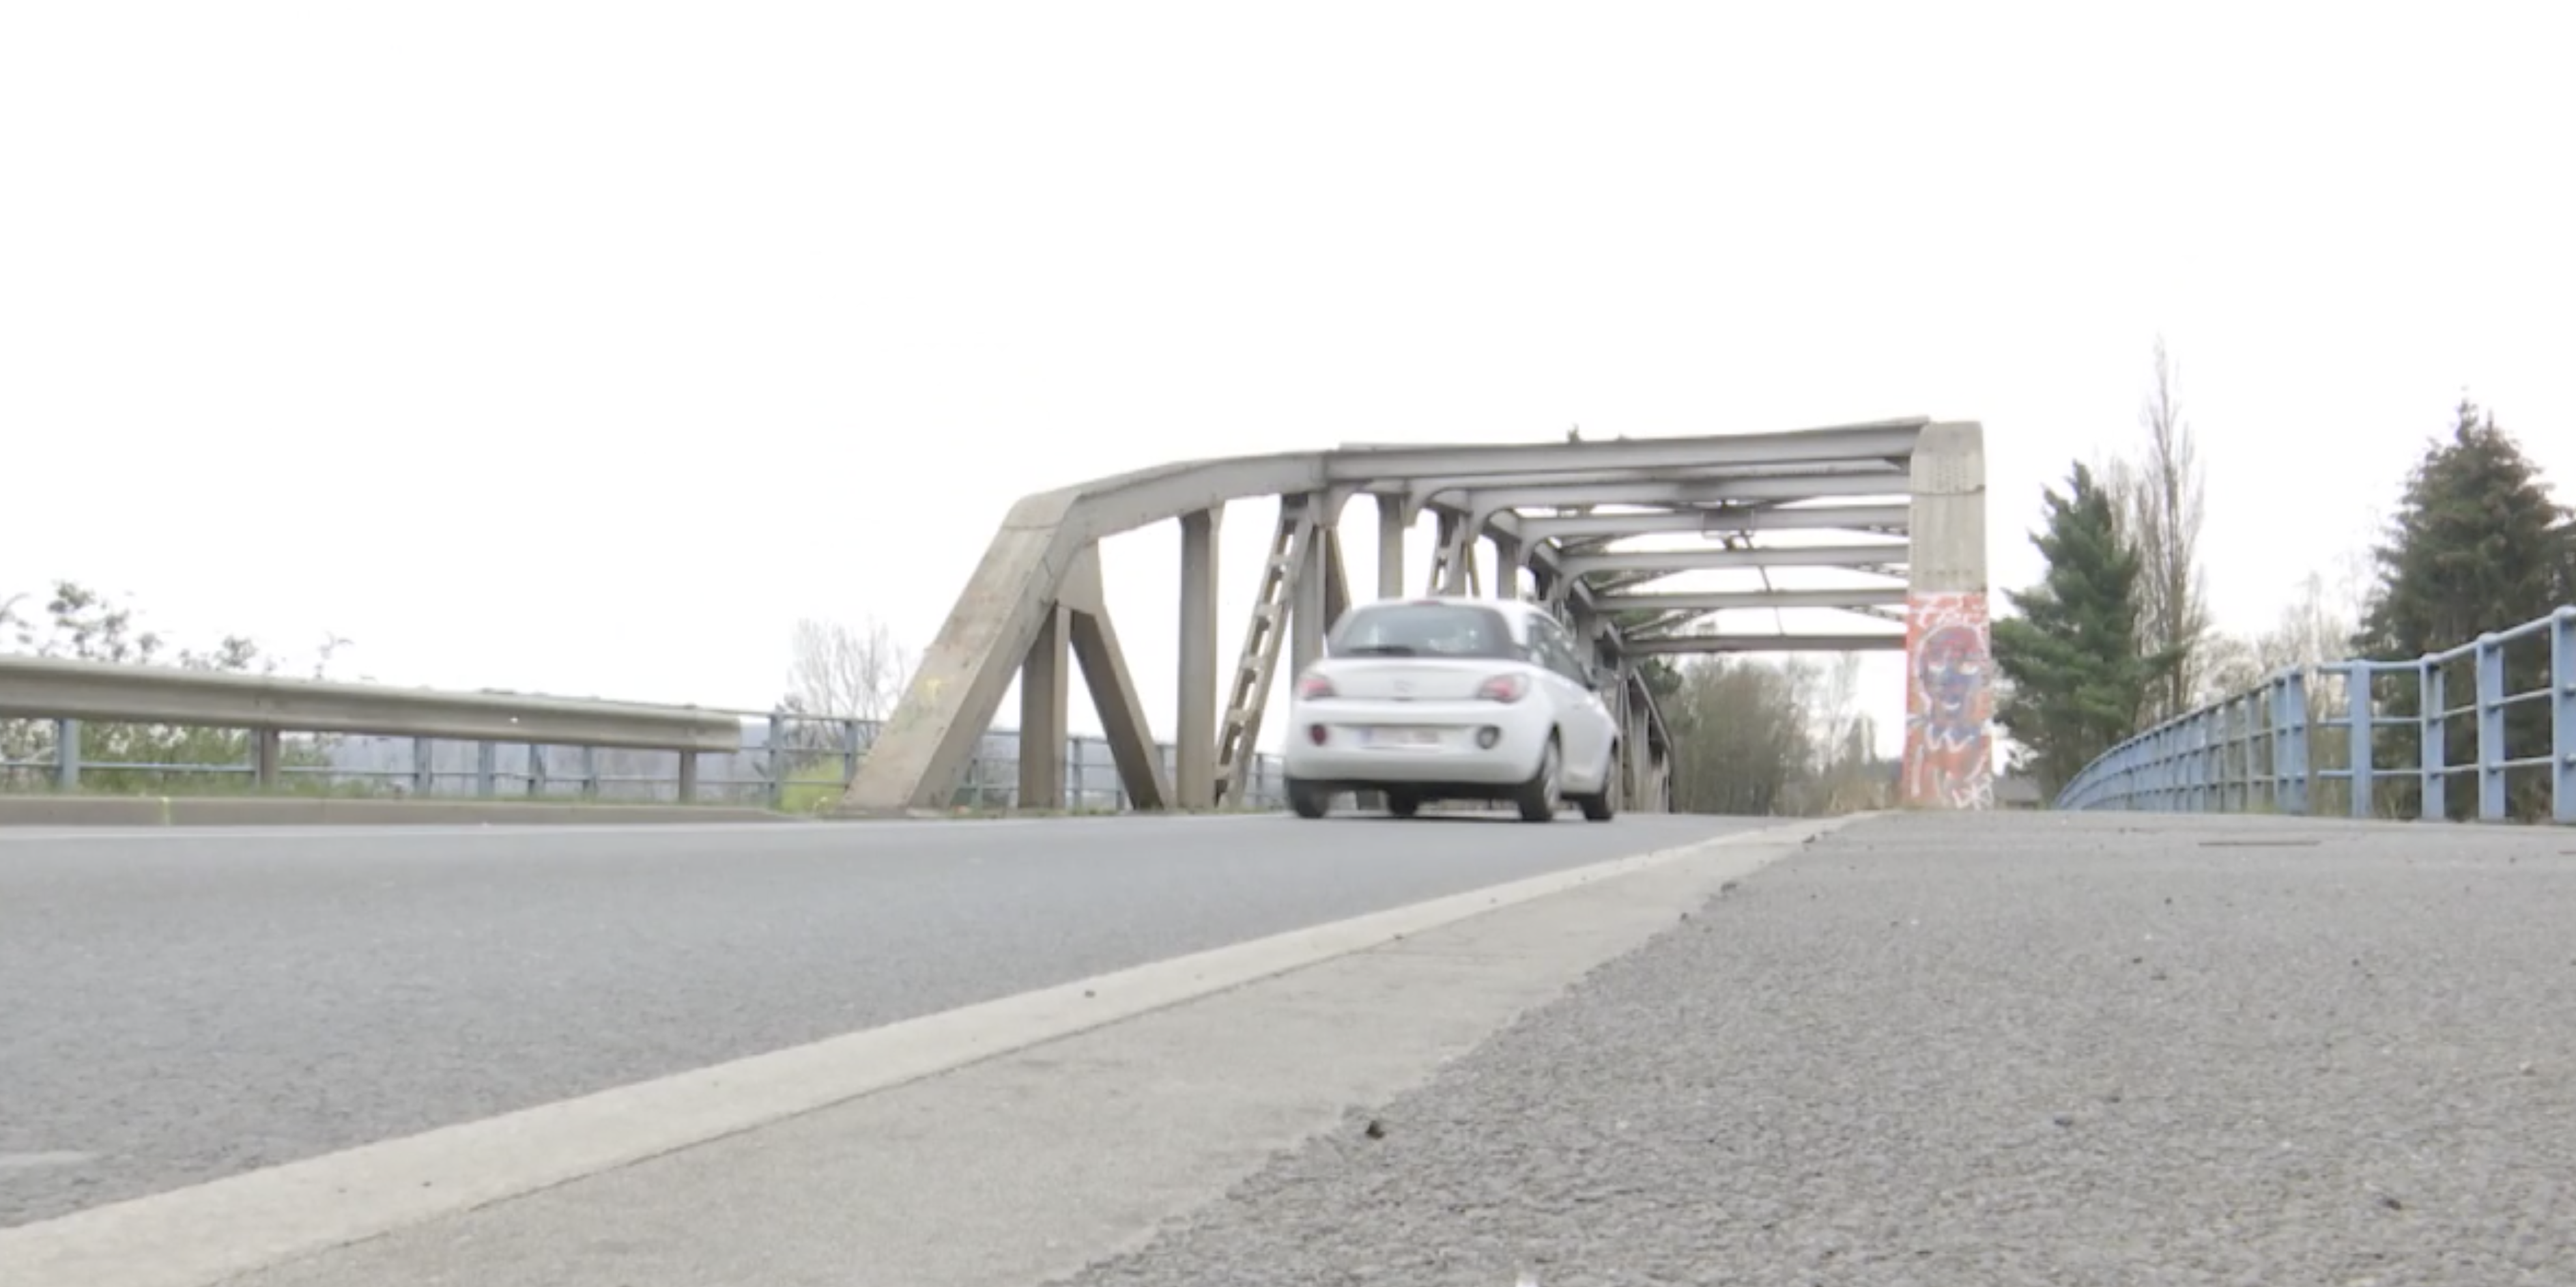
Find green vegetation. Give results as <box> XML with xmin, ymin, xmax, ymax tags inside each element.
<box><xmin>1991</xmin><ymin>462</ymin><xmax>2172</xmax><ymax>795</ymax></box>
<box><xmin>2350</xmin><ymin>399</ymin><xmax>2575</xmax><ymax>819</ymax></box>
<box><xmin>0</xmin><ymin>581</ymin><xmax>342</xmax><ymax>795</ymax></box>
<box><xmin>1997</xmin><ymin>337</ymin><xmax>2575</xmax><ymax>810</ymax></box>
<box><xmin>777</xmin><ymin>765</ymin><xmax>858</xmax><ymax>814</ymax></box>
<box><xmin>1661</xmin><ymin>653</ymin><xmax>1891</xmax><ymax>817</ymax></box>
<box><xmin>2356</xmin><ymin>399</ymin><xmax>2573</xmax><ymax>656</ymax></box>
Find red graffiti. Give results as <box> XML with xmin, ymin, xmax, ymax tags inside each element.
<box><xmin>1902</xmin><ymin>591</ymin><xmax>1994</xmax><ymax>809</ymax></box>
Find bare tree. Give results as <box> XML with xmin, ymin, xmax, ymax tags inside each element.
<box><xmin>2194</xmin><ymin>568</ymin><xmax>2361</xmax><ymax>709</ymax></box>
<box><xmin>784</xmin><ymin>616</ymin><xmax>913</xmax><ymax>723</ymax></box>
<box><xmin>2113</xmin><ymin>335</ymin><xmax>2212</xmax><ymax>723</ymax></box>
<box><xmin>1809</xmin><ymin>653</ymin><xmax>1863</xmax><ymax>745</ymax></box>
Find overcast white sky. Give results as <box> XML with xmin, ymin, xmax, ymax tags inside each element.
<box><xmin>5</xmin><ymin>3</ymin><xmax>2571</xmax><ymax>761</ymax></box>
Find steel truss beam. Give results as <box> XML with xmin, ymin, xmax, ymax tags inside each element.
<box><xmin>842</xmin><ymin>421</ymin><xmax>1964</xmax><ymax>816</ymax></box>
<box><xmin>1326</xmin><ymin>420</ymin><xmax>1925</xmax><ymax>483</ymax></box>
<box><xmin>1012</xmin><ymin>545</ymin><xmax>1172</xmax><ymax>811</ymax></box>
<box><xmin>1214</xmin><ymin>496</ymin><xmax>1322</xmax><ymax>806</ymax></box>
<box><xmin>1394</xmin><ymin>462</ymin><xmax>1910</xmax><ymax>520</ymax></box>
<box><xmin>1625</xmin><ymin>633</ymin><xmax>1906</xmax><ymax>655</ymax></box>
<box><xmin>1559</xmin><ymin>543</ymin><xmax>1908</xmax><ymax>577</ymax></box>
<box><xmin>1515</xmin><ymin>503</ymin><xmax>1910</xmax><ymax>541</ymax></box>
<box><xmin>842</xmin><ymin>455</ymin><xmax>1324</xmax><ymax>815</ymax></box>
<box><xmin>1441</xmin><ymin>472</ymin><xmax>1913</xmax><ymax>513</ymax></box>
<box><xmin>1596</xmin><ymin>587</ymin><xmax>1910</xmax><ymax>612</ymax></box>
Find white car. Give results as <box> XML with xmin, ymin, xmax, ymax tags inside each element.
<box><xmin>1282</xmin><ymin>595</ymin><xmax>1622</xmax><ymax>822</ymax></box>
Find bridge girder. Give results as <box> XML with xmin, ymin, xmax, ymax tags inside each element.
<box><xmin>1514</xmin><ymin>503</ymin><xmax>1912</xmax><ymax>542</ymax></box>
<box><xmin>840</xmin><ymin>419</ymin><xmax>1994</xmax><ymax>816</ymax></box>
<box><xmin>1625</xmin><ymin>634</ymin><xmax>1909</xmax><ymax>655</ymax></box>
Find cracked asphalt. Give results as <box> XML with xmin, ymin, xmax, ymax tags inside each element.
<box><xmin>1061</xmin><ymin>811</ymin><xmax>2576</xmax><ymax>1286</ymax></box>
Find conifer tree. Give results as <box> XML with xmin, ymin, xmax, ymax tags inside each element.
<box><xmin>1993</xmin><ymin>462</ymin><xmax>2168</xmax><ymax>793</ymax></box>
<box><xmin>2356</xmin><ymin>398</ymin><xmax>2571</xmax><ymax>817</ymax></box>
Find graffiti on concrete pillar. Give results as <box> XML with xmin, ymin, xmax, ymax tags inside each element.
<box><xmin>1902</xmin><ymin>589</ymin><xmax>1995</xmax><ymax>810</ymax></box>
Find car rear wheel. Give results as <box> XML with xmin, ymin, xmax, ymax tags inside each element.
<box><xmin>1385</xmin><ymin>791</ymin><xmax>1420</xmax><ymax>819</ymax></box>
<box><xmin>1514</xmin><ymin>737</ymin><xmax>1561</xmax><ymax>823</ymax></box>
<box><xmin>1576</xmin><ymin>744</ymin><xmax>1617</xmax><ymax>821</ymax></box>
<box><xmin>1287</xmin><ymin>778</ymin><xmax>1330</xmax><ymax>819</ymax></box>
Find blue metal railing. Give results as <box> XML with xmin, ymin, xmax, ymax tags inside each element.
<box><xmin>2053</xmin><ymin>606</ymin><xmax>2576</xmax><ymax>823</ymax></box>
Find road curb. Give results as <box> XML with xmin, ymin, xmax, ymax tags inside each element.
<box><xmin>0</xmin><ymin>816</ymin><xmax>1851</xmax><ymax>1287</ymax></box>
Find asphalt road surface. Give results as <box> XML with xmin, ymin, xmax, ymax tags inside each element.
<box><xmin>1063</xmin><ymin>811</ymin><xmax>2576</xmax><ymax>1285</ymax></box>
<box><xmin>0</xmin><ymin>810</ymin><xmax>1751</xmax><ymax>1228</ymax></box>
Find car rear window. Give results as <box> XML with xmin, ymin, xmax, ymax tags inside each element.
<box><xmin>1328</xmin><ymin>602</ymin><xmax>1519</xmax><ymax>659</ymax></box>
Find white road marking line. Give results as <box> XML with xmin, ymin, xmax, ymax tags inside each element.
<box><xmin>0</xmin><ymin>817</ymin><xmax>1852</xmax><ymax>1287</ymax></box>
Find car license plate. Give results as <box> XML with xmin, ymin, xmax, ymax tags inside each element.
<box><xmin>1366</xmin><ymin>726</ymin><xmax>1442</xmax><ymax>748</ymax></box>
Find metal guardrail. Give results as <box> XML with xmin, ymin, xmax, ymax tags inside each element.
<box><xmin>0</xmin><ymin>654</ymin><xmax>1289</xmax><ymax>811</ymax></box>
<box><xmin>2052</xmin><ymin>606</ymin><xmax>2576</xmax><ymax>823</ymax></box>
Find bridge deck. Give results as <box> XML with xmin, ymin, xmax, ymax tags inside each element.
<box><xmin>7</xmin><ymin>812</ymin><xmax>2571</xmax><ymax>1286</ymax></box>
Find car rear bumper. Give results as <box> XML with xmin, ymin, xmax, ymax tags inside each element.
<box><xmin>1280</xmin><ymin>696</ymin><xmax>1553</xmax><ymax>787</ymax></box>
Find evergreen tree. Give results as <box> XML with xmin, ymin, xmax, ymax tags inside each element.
<box><xmin>1992</xmin><ymin>462</ymin><xmax>2167</xmax><ymax>794</ymax></box>
<box><xmin>2354</xmin><ymin>398</ymin><xmax>2571</xmax><ymax>818</ymax></box>
<box><xmin>2358</xmin><ymin>398</ymin><xmax>2568</xmax><ymax>655</ymax></box>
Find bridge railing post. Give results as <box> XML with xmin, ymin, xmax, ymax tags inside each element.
<box><xmin>2190</xmin><ymin>708</ymin><xmax>2211</xmax><ymax>811</ymax></box>
<box><xmin>2419</xmin><ymin>657</ymin><xmax>2447</xmax><ymax>821</ymax></box>
<box><xmin>53</xmin><ymin>717</ymin><xmax>80</xmax><ymax>792</ymax></box>
<box><xmin>2474</xmin><ymin>634</ymin><xmax>2508</xmax><ymax>821</ymax></box>
<box><xmin>765</xmin><ymin>712</ymin><xmax>787</xmax><ymax>811</ymax></box>
<box><xmin>2231</xmin><ymin>695</ymin><xmax>2253</xmax><ymax>811</ymax></box>
<box><xmin>2553</xmin><ymin>608</ymin><xmax>2575</xmax><ymax>825</ymax></box>
<box><xmin>2345</xmin><ymin>664</ymin><xmax>2374</xmax><ymax>819</ymax></box>
<box><xmin>2276</xmin><ymin>668</ymin><xmax>2313</xmax><ymax>815</ymax></box>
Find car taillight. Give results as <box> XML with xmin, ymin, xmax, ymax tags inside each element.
<box><xmin>1475</xmin><ymin>673</ymin><xmax>1530</xmax><ymax>703</ymax></box>
<box><xmin>1297</xmin><ymin>672</ymin><xmax>1334</xmax><ymax>699</ymax></box>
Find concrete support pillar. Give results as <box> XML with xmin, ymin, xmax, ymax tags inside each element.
<box><xmin>1322</xmin><ymin>527</ymin><xmax>1353</xmax><ymax>626</ymax></box>
<box><xmin>1606</xmin><ymin>673</ymin><xmax>1629</xmax><ymax>811</ymax></box>
<box><xmin>1568</xmin><ymin>607</ymin><xmax>1604</xmax><ymax>679</ymax></box>
<box><xmin>1491</xmin><ymin>535</ymin><xmax>1520</xmax><ymax>601</ymax></box>
<box><xmin>1291</xmin><ymin>499</ymin><xmax>1329</xmax><ymax>675</ymax></box>
<box><xmin>1901</xmin><ymin>421</ymin><xmax>1994</xmax><ymax>810</ymax></box>
<box><xmin>1175</xmin><ymin>508</ymin><xmax>1222</xmax><ymax>809</ymax></box>
<box><xmin>1020</xmin><ymin>604</ymin><xmax>1072</xmax><ymax>810</ymax></box>
<box><xmin>1626</xmin><ymin>694</ymin><xmax>1649</xmax><ymax>808</ymax></box>
<box><xmin>1431</xmin><ymin>511</ymin><xmax>1476</xmax><ymax>595</ymax></box>
<box><xmin>1375</xmin><ymin>494</ymin><xmax>1407</xmax><ymax>599</ymax></box>
<box><xmin>1048</xmin><ymin>543</ymin><xmax>1171</xmax><ymax>812</ymax></box>
<box><xmin>1070</xmin><ymin>608</ymin><xmax>1169</xmax><ymax>812</ymax></box>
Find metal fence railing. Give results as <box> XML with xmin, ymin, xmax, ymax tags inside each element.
<box><xmin>2053</xmin><ymin>606</ymin><xmax>2575</xmax><ymax>823</ymax></box>
<box><xmin>1</xmin><ymin>707</ymin><xmax>1288</xmax><ymax>813</ymax></box>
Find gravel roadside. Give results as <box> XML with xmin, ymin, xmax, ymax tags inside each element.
<box><xmin>1060</xmin><ymin>811</ymin><xmax>2576</xmax><ymax>1286</ymax></box>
